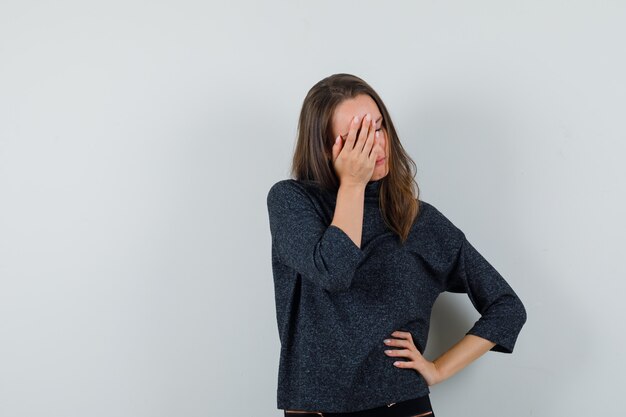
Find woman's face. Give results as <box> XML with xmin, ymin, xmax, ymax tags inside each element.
<box><xmin>330</xmin><ymin>94</ymin><xmax>389</xmax><ymax>181</ymax></box>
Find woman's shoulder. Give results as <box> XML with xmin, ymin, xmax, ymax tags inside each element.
<box><xmin>267</xmin><ymin>178</ymin><xmax>321</xmax><ymax>195</ymax></box>
<box><xmin>415</xmin><ymin>199</ymin><xmax>459</xmax><ymax>229</ymax></box>
<box><xmin>390</xmin><ymin>198</ymin><xmax>465</xmax><ymax>274</ymax></box>
<box><xmin>411</xmin><ymin>199</ymin><xmax>465</xmax><ymax>248</ymax></box>
<box><xmin>267</xmin><ymin>178</ymin><xmax>295</xmax><ymax>195</ymax></box>
<box><xmin>267</xmin><ymin>178</ymin><xmax>327</xmax><ymax>207</ymax></box>
<box><xmin>414</xmin><ymin>199</ymin><xmax>441</xmax><ymax>225</ymax></box>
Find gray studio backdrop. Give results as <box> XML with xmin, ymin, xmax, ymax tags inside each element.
<box><xmin>1</xmin><ymin>1</ymin><xmax>624</xmax><ymax>416</ymax></box>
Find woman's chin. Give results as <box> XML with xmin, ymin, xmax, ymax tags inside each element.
<box><xmin>371</xmin><ymin>167</ymin><xmax>389</xmax><ymax>181</ymax></box>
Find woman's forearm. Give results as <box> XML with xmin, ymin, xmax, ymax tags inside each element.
<box><xmin>433</xmin><ymin>334</ymin><xmax>497</xmax><ymax>382</ymax></box>
<box><xmin>331</xmin><ymin>183</ymin><xmax>366</xmax><ymax>248</ymax></box>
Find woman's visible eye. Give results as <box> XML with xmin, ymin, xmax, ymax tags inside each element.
<box><xmin>376</xmin><ymin>128</ymin><xmax>383</xmax><ymax>132</ymax></box>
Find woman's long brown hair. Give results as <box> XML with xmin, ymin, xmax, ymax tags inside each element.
<box><xmin>291</xmin><ymin>73</ymin><xmax>421</xmax><ymax>244</ymax></box>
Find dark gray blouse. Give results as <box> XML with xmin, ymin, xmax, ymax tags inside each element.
<box><xmin>266</xmin><ymin>178</ymin><xmax>527</xmax><ymax>413</ymax></box>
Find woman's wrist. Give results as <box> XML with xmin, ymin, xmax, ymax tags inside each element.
<box><xmin>431</xmin><ymin>334</ymin><xmax>496</xmax><ymax>384</ymax></box>
<box><xmin>431</xmin><ymin>359</ymin><xmax>447</xmax><ymax>384</ymax></box>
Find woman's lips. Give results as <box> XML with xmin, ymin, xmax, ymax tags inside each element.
<box><xmin>376</xmin><ymin>157</ymin><xmax>386</xmax><ymax>165</ymax></box>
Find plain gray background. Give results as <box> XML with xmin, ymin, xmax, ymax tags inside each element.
<box><xmin>1</xmin><ymin>1</ymin><xmax>624</xmax><ymax>416</ymax></box>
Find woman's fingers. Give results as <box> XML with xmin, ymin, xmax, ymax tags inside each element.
<box><xmin>384</xmin><ymin>337</ymin><xmax>415</xmax><ymax>351</ymax></box>
<box><xmin>384</xmin><ymin>348</ymin><xmax>414</xmax><ymax>357</ymax></box>
<box><xmin>362</xmin><ymin>117</ymin><xmax>377</xmax><ymax>158</ymax></box>
<box><xmin>356</xmin><ymin>113</ymin><xmax>373</xmax><ymax>152</ymax></box>
<box><xmin>331</xmin><ymin>135</ymin><xmax>343</xmax><ymax>162</ymax></box>
<box><xmin>383</xmin><ymin>332</ymin><xmax>441</xmax><ymax>386</ymax></box>
<box><xmin>383</xmin><ymin>333</ymin><xmax>421</xmax><ymax>359</ymax></box>
<box><xmin>342</xmin><ymin>113</ymin><xmax>375</xmax><ymax>157</ymax></box>
<box><xmin>386</xmin><ymin>331</ymin><xmax>415</xmax><ymax>345</ymax></box>
<box><xmin>332</xmin><ymin>113</ymin><xmax>378</xmax><ymax>186</ymax></box>
<box><xmin>343</xmin><ymin>115</ymin><xmax>361</xmax><ymax>151</ymax></box>
<box><xmin>384</xmin><ymin>338</ymin><xmax>420</xmax><ymax>369</ymax></box>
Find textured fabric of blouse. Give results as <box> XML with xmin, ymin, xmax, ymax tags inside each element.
<box><xmin>266</xmin><ymin>178</ymin><xmax>527</xmax><ymax>413</ymax></box>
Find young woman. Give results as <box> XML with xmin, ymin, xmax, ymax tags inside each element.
<box><xmin>266</xmin><ymin>73</ymin><xmax>527</xmax><ymax>417</ymax></box>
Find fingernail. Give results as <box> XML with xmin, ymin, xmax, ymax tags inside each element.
<box><xmin>384</xmin><ymin>339</ymin><xmax>390</xmax><ymax>343</ymax></box>
<box><xmin>336</xmin><ymin>136</ymin><xmax>340</xmax><ymax>143</ymax></box>
<box><xmin>354</xmin><ymin>115</ymin><xmax>359</xmax><ymax>123</ymax></box>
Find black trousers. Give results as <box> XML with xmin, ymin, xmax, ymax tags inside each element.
<box><xmin>283</xmin><ymin>394</ymin><xmax>434</xmax><ymax>417</ymax></box>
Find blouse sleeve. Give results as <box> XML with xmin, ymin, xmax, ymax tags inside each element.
<box><xmin>444</xmin><ymin>230</ymin><xmax>528</xmax><ymax>354</ymax></box>
<box><xmin>266</xmin><ymin>180</ymin><xmax>365</xmax><ymax>293</ymax></box>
